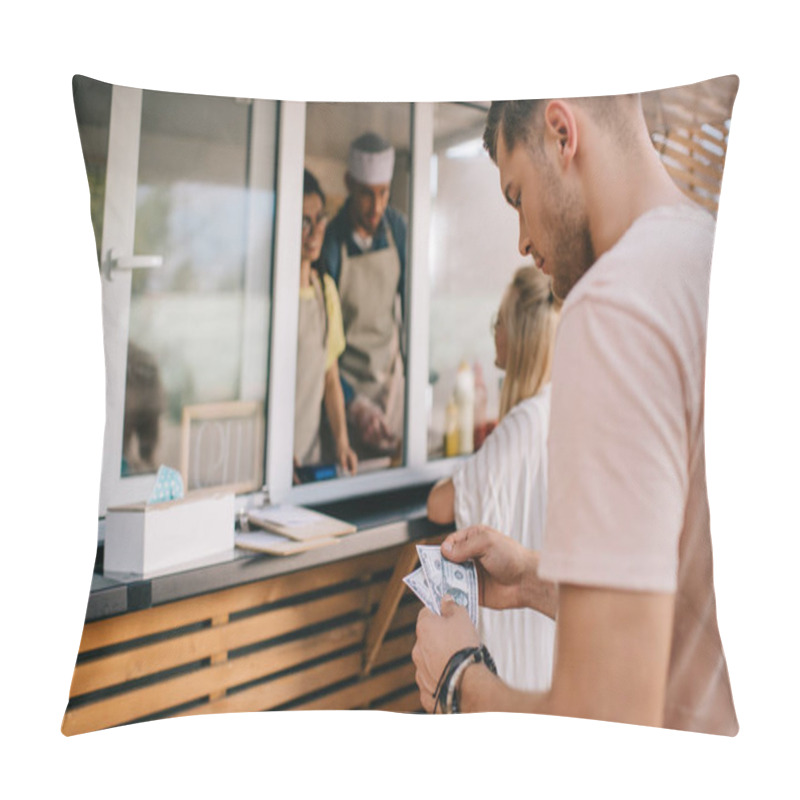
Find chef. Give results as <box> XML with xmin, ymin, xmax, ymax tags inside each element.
<box><xmin>319</xmin><ymin>132</ymin><xmax>408</xmax><ymax>458</ymax></box>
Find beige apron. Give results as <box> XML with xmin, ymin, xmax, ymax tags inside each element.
<box><xmin>338</xmin><ymin>226</ymin><xmax>405</xmax><ymax>440</ymax></box>
<box><xmin>294</xmin><ymin>274</ymin><xmax>328</xmax><ymax>465</ymax></box>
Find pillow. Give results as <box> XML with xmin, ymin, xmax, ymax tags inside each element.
<box><xmin>64</xmin><ymin>75</ymin><xmax>739</xmax><ymax>738</ymax></box>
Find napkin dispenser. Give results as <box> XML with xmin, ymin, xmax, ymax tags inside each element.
<box><xmin>104</xmin><ymin>488</ymin><xmax>235</xmax><ymax>576</ymax></box>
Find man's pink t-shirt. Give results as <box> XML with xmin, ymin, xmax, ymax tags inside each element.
<box><xmin>538</xmin><ymin>203</ymin><xmax>738</xmax><ymax>736</ymax></box>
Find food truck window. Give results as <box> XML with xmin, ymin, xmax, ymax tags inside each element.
<box><xmin>73</xmin><ymin>76</ymin><xmax>278</xmax><ymax>513</ymax></box>
<box><xmin>297</xmin><ymin>102</ymin><xmax>412</xmax><ymax>484</ymax></box>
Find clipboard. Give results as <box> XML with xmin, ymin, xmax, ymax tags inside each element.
<box><xmin>246</xmin><ymin>504</ymin><xmax>356</xmax><ymax>542</ymax></box>
<box><xmin>235</xmin><ymin>530</ymin><xmax>339</xmax><ymax>556</ymax></box>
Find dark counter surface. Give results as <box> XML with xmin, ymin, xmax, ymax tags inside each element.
<box><xmin>86</xmin><ymin>483</ymin><xmax>449</xmax><ymax>622</ymax></box>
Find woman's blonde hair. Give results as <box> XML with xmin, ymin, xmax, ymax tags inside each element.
<box><xmin>498</xmin><ymin>266</ymin><xmax>561</xmax><ymax>420</ymax></box>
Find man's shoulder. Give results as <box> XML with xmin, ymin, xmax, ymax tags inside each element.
<box><xmin>561</xmin><ymin>203</ymin><xmax>714</xmax><ymax>328</ymax></box>
<box><xmin>384</xmin><ymin>205</ymin><xmax>407</xmax><ymax>227</ymax></box>
<box><xmin>383</xmin><ymin>206</ymin><xmax>408</xmax><ymax>243</ymax></box>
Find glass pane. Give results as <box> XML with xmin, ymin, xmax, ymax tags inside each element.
<box><xmin>427</xmin><ymin>102</ymin><xmax>526</xmax><ymax>461</ymax></box>
<box><xmin>123</xmin><ymin>89</ymin><xmax>276</xmax><ymax>489</ymax></box>
<box><xmin>298</xmin><ymin>102</ymin><xmax>411</xmax><ymax>483</ymax></box>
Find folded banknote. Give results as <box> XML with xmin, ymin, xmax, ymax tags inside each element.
<box><xmin>404</xmin><ymin>544</ymin><xmax>478</xmax><ymax>626</ymax></box>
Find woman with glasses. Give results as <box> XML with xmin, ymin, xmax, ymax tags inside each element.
<box><xmin>293</xmin><ymin>169</ymin><xmax>358</xmax><ymax>481</ymax></box>
<box><xmin>426</xmin><ymin>265</ymin><xmax>560</xmax><ymax>691</ymax></box>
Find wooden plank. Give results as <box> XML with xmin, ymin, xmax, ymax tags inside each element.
<box><xmin>664</xmin><ymin>165</ymin><xmax>721</xmax><ymax>208</ymax></box>
<box><xmin>655</xmin><ymin>142</ymin><xmax>725</xmax><ymax>183</ymax></box>
<box><xmin>293</xmin><ymin>661</ymin><xmax>417</xmax><ymax>711</ymax></box>
<box><xmin>660</xmin><ymin>129</ymin><xmax>727</xmax><ymax>166</ymax></box>
<box><xmin>188</xmin><ymin>632</ymin><xmax>417</xmax><ymax>717</ymax></box>
<box><xmin>392</xmin><ymin>600</ymin><xmax>421</xmax><ymax>630</ymax></box>
<box><xmin>373</xmin><ymin>687</ymin><xmax>423</xmax><ymax>713</ymax></box>
<box><xmin>65</xmin><ymin>595</ymin><xmax>420</xmax><ymax>734</ymax></box>
<box><xmin>79</xmin><ymin>547</ymin><xmax>399</xmax><ymax>652</ymax></box>
<box><xmin>176</xmin><ymin>651</ymin><xmax>365</xmax><ymax>717</ymax></box>
<box><xmin>65</xmin><ymin>540</ymin><xmax>430</xmax><ymax>734</ymax></box>
<box><xmin>657</xmin><ymin>136</ymin><xmax>726</xmax><ymax>176</ymax></box>
<box><xmin>209</xmin><ymin>614</ymin><xmax>229</xmax><ymax>700</ymax></box>
<box><xmin>667</xmin><ymin>175</ymin><xmax>719</xmax><ymax>214</ymax></box>
<box><xmin>209</xmin><ymin>613</ymin><xmax>229</xmax><ymax>660</ymax></box>
<box><xmin>362</xmin><ymin>542</ymin><xmax>419</xmax><ymax>676</ymax></box>
<box><xmin>71</xmin><ymin>583</ymin><xmax>381</xmax><ymax>697</ymax></box>
<box><xmin>366</xmin><ymin>578</ymin><xmax>387</xmax><ymax>610</ymax></box>
<box><xmin>656</xmin><ymin>99</ymin><xmax>732</xmax><ymax>131</ymax></box>
<box><xmin>372</xmin><ymin>631</ymin><xmax>417</xmax><ymax>664</ymax></box>
<box><xmin>293</xmin><ymin>632</ymin><xmax>417</xmax><ymax>711</ymax></box>
<box><xmin>63</xmin><ymin>621</ymin><xmax>368</xmax><ymax>735</ymax></box>
<box><xmin>361</xmin><ymin>535</ymin><xmax>442</xmax><ymax>674</ymax></box>
<box><xmin>662</xmin><ymin>161</ymin><xmax>722</xmax><ymax>197</ymax></box>
<box><xmin>653</xmin><ymin>135</ymin><xmax>726</xmax><ymax>174</ymax></box>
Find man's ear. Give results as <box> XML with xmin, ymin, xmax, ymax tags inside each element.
<box><xmin>344</xmin><ymin>172</ymin><xmax>354</xmax><ymax>194</ymax></box>
<box><xmin>543</xmin><ymin>100</ymin><xmax>578</xmax><ymax>168</ymax></box>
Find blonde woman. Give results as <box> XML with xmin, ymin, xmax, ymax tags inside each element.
<box><xmin>427</xmin><ymin>265</ymin><xmax>560</xmax><ymax>691</ymax></box>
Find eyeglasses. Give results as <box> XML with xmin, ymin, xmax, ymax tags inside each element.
<box><xmin>302</xmin><ymin>212</ymin><xmax>328</xmax><ymax>235</ymax></box>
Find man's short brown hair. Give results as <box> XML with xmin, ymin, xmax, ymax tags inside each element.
<box><xmin>483</xmin><ymin>95</ymin><xmax>641</xmax><ymax>163</ymax></box>
<box><xmin>483</xmin><ymin>100</ymin><xmax>545</xmax><ymax>163</ymax></box>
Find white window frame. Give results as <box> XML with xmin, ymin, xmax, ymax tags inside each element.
<box><xmin>279</xmin><ymin>102</ymin><xmax>456</xmax><ymax>507</ymax></box>
<box><xmin>96</xmin><ymin>85</ymin><xmax>279</xmax><ymax>515</ymax></box>
<box><xmin>97</xmin><ymin>84</ymin><xmax>147</xmax><ymax>515</ymax></box>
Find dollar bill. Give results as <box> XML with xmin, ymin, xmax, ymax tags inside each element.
<box><xmin>441</xmin><ymin>557</ymin><xmax>479</xmax><ymax>626</ymax></box>
<box><xmin>403</xmin><ymin>566</ymin><xmax>441</xmax><ymax>614</ymax></box>
<box><xmin>416</xmin><ymin>544</ymin><xmax>445</xmax><ymax>601</ymax></box>
<box><xmin>406</xmin><ymin>545</ymin><xmax>479</xmax><ymax>626</ymax></box>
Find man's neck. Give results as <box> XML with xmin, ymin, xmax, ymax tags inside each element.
<box><xmin>351</xmin><ymin>229</ymin><xmax>373</xmax><ymax>252</ymax></box>
<box><xmin>347</xmin><ymin>199</ymin><xmax>384</xmax><ymax>244</ymax></box>
<box><xmin>584</xmin><ymin>133</ymin><xmax>691</xmax><ymax>260</ymax></box>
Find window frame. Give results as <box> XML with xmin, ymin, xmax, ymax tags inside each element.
<box><xmin>276</xmin><ymin>101</ymin><xmax>456</xmax><ymax>508</ymax></box>
<box><xmin>95</xmin><ymin>83</ymin><xmax>280</xmax><ymax>515</ymax></box>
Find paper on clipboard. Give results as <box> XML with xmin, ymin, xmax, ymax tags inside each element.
<box><xmin>235</xmin><ymin>530</ymin><xmax>339</xmax><ymax>556</ymax></box>
<box><xmin>246</xmin><ymin>504</ymin><xmax>356</xmax><ymax>541</ymax></box>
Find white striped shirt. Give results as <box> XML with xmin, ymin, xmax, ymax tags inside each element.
<box><xmin>453</xmin><ymin>385</ymin><xmax>555</xmax><ymax>692</ymax></box>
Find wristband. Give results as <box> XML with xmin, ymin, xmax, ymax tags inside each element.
<box><xmin>433</xmin><ymin>644</ymin><xmax>497</xmax><ymax>714</ymax></box>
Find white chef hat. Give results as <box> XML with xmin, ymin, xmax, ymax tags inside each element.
<box><xmin>347</xmin><ymin>132</ymin><xmax>395</xmax><ymax>186</ymax></box>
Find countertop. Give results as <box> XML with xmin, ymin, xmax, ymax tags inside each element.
<box><xmin>84</xmin><ymin>483</ymin><xmax>449</xmax><ymax>622</ymax></box>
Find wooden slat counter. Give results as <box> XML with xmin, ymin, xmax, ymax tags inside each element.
<box><xmin>63</xmin><ymin>485</ymin><xmax>450</xmax><ymax>736</ymax></box>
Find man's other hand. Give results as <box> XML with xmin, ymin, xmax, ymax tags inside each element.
<box><xmin>412</xmin><ymin>595</ymin><xmax>480</xmax><ymax>713</ymax></box>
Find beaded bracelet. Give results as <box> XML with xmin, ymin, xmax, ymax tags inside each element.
<box><xmin>433</xmin><ymin>644</ymin><xmax>497</xmax><ymax>714</ymax></box>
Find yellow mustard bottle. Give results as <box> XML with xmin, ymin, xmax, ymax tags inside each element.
<box><xmin>444</xmin><ymin>395</ymin><xmax>459</xmax><ymax>458</ymax></box>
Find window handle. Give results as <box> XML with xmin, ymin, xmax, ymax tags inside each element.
<box><xmin>102</xmin><ymin>250</ymin><xmax>163</xmax><ymax>280</ymax></box>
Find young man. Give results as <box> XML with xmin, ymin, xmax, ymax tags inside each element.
<box><xmin>319</xmin><ymin>132</ymin><xmax>408</xmax><ymax>458</ymax></box>
<box><xmin>412</xmin><ymin>94</ymin><xmax>738</xmax><ymax>735</ymax></box>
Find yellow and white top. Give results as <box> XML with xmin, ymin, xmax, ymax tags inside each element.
<box><xmin>298</xmin><ymin>273</ymin><xmax>345</xmax><ymax>370</ymax></box>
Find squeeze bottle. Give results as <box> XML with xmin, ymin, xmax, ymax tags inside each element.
<box><xmin>454</xmin><ymin>361</ymin><xmax>475</xmax><ymax>455</ymax></box>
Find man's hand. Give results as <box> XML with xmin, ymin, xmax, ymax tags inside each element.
<box><xmin>412</xmin><ymin>595</ymin><xmax>480</xmax><ymax>713</ymax></box>
<box><xmin>443</xmin><ymin>525</ymin><xmax>557</xmax><ymax>618</ymax></box>
<box><xmin>348</xmin><ymin>394</ymin><xmax>397</xmax><ymax>452</ymax></box>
